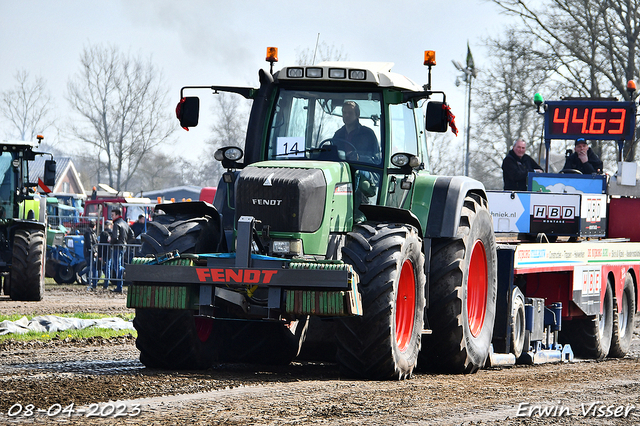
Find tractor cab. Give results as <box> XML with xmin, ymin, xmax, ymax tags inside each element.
<box><xmin>176</xmin><ymin>49</ymin><xmax>453</xmax><ymax>241</ymax></box>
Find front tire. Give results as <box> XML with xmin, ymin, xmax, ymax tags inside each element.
<box><xmin>140</xmin><ymin>211</ymin><xmax>308</xmax><ymax>368</ymax></box>
<box><xmin>337</xmin><ymin>223</ymin><xmax>426</xmax><ymax>380</ymax></box>
<box><xmin>420</xmin><ymin>194</ymin><xmax>497</xmax><ymax>373</ymax></box>
<box><xmin>134</xmin><ymin>212</ymin><xmax>221</xmax><ymax>369</ymax></box>
<box><xmin>134</xmin><ymin>309</ymin><xmax>221</xmax><ymax>369</ymax></box>
<box><xmin>216</xmin><ymin>318</ymin><xmax>309</xmax><ymax>365</ymax></box>
<box><xmin>609</xmin><ymin>273</ymin><xmax>635</xmax><ymax>358</ymax></box>
<box><xmin>10</xmin><ymin>228</ymin><xmax>46</xmax><ymax>301</ymax></box>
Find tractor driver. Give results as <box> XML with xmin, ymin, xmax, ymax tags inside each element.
<box><xmin>332</xmin><ymin>101</ymin><xmax>381</xmax><ymax>164</ymax></box>
<box><xmin>563</xmin><ymin>137</ymin><xmax>603</xmax><ymax>174</ymax></box>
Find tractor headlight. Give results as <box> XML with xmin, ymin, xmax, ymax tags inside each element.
<box><xmin>271</xmin><ymin>239</ymin><xmax>303</xmax><ymax>256</ymax></box>
<box><xmin>287</xmin><ymin>68</ymin><xmax>304</xmax><ymax>78</ymax></box>
<box><xmin>329</xmin><ymin>68</ymin><xmax>346</xmax><ymax>79</ymax></box>
<box><xmin>306</xmin><ymin>68</ymin><xmax>323</xmax><ymax>78</ymax></box>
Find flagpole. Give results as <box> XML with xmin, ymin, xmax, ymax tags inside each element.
<box><xmin>465</xmin><ymin>77</ymin><xmax>472</xmax><ymax>176</ymax></box>
<box><xmin>452</xmin><ymin>43</ymin><xmax>476</xmax><ymax>177</ymax></box>
<box><xmin>464</xmin><ymin>42</ymin><xmax>475</xmax><ymax>177</ymax></box>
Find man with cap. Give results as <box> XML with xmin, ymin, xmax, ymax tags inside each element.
<box><xmin>502</xmin><ymin>139</ymin><xmax>543</xmax><ymax>191</ymax></box>
<box><xmin>563</xmin><ymin>138</ymin><xmax>603</xmax><ymax>174</ymax></box>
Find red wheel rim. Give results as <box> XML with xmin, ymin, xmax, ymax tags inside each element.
<box><xmin>194</xmin><ymin>316</ymin><xmax>213</xmax><ymax>343</ymax></box>
<box><xmin>467</xmin><ymin>240</ymin><xmax>488</xmax><ymax>337</ymax></box>
<box><xmin>396</xmin><ymin>259</ymin><xmax>416</xmax><ymax>352</ymax></box>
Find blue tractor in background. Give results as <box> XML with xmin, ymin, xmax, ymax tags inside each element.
<box><xmin>46</xmin><ymin>234</ymin><xmax>85</xmax><ymax>284</ymax></box>
<box><xmin>45</xmin><ymin>198</ymin><xmax>86</xmax><ymax>284</ymax></box>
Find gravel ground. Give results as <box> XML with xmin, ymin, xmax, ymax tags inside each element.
<box><xmin>1</xmin><ymin>285</ymin><xmax>639</xmax><ymax>425</ymax></box>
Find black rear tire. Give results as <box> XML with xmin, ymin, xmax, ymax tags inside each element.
<box><xmin>10</xmin><ymin>228</ymin><xmax>46</xmax><ymax>301</ymax></box>
<box><xmin>420</xmin><ymin>194</ymin><xmax>497</xmax><ymax>374</ymax></box>
<box><xmin>609</xmin><ymin>273</ymin><xmax>635</xmax><ymax>358</ymax></box>
<box><xmin>561</xmin><ymin>280</ymin><xmax>613</xmax><ymax>360</ymax></box>
<box><xmin>337</xmin><ymin>223</ymin><xmax>425</xmax><ymax>380</ymax></box>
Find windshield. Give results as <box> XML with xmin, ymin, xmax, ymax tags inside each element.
<box><xmin>0</xmin><ymin>153</ymin><xmax>15</xmax><ymax>219</ymax></box>
<box><xmin>266</xmin><ymin>89</ymin><xmax>383</xmax><ymax>166</ymax></box>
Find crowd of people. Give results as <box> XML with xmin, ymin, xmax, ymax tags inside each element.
<box><xmin>83</xmin><ymin>208</ymin><xmax>142</xmax><ymax>293</ymax></box>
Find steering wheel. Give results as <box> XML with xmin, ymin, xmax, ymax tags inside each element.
<box><xmin>559</xmin><ymin>169</ymin><xmax>583</xmax><ymax>174</ymax></box>
<box><xmin>319</xmin><ymin>138</ymin><xmax>358</xmax><ymax>161</ymax></box>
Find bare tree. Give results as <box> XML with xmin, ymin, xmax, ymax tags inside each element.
<box><xmin>490</xmin><ymin>0</ymin><xmax>640</xmax><ymax>161</ymax></box>
<box><xmin>131</xmin><ymin>152</ymin><xmax>196</xmax><ymax>193</ymax></box>
<box><xmin>199</xmin><ymin>93</ymin><xmax>250</xmax><ymax>186</ymax></box>
<box><xmin>0</xmin><ymin>70</ymin><xmax>55</xmax><ymax>140</ymax></box>
<box><xmin>66</xmin><ymin>44</ymin><xmax>175</xmax><ymax>191</ymax></box>
<box><xmin>428</xmin><ymin>132</ymin><xmax>464</xmax><ymax>176</ymax></box>
<box><xmin>296</xmin><ymin>40</ymin><xmax>349</xmax><ymax>65</ymax></box>
<box><xmin>470</xmin><ymin>31</ymin><xmax>559</xmax><ymax>187</ymax></box>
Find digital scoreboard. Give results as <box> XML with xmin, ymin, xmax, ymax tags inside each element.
<box><xmin>544</xmin><ymin>100</ymin><xmax>636</xmax><ymax>141</ymax></box>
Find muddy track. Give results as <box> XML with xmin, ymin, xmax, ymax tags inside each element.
<box><xmin>1</xmin><ymin>286</ymin><xmax>639</xmax><ymax>425</ymax></box>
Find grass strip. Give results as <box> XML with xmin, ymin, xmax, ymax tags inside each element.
<box><xmin>0</xmin><ymin>313</ymin><xmax>136</xmax><ymax>343</ymax></box>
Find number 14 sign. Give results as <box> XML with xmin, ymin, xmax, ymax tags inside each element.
<box><xmin>544</xmin><ymin>100</ymin><xmax>635</xmax><ymax>141</ymax></box>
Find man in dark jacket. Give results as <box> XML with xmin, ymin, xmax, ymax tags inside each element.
<box><xmin>109</xmin><ymin>208</ymin><xmax>132</xmax><ymax>293</ymax></box>
<box><xmin>502</xmin><ymin>139</ymin><xmax>543</xmax><ymax>191</ymax></box>
<box><xmin>98</xmin><ymin>220</ymin><xmax>112</xmax><ymax>289</ymax></box>
<box><xmin>130</xmin><ymin>215</ymin><xmax>145</xmax><ymax>237</ymax></box>
<box><xmin>562</xmin><ymin>138</ymin><xmax>603</xmax><ymax>174</ymax></box>
<box><xmin>82</xmin><ymin>220</ymin><xmax>99</xmax><ymax>290</ymax></box>
<box><xmin>332</xmin><ymin>101</ymin><xmax>380</xmax><ymax>164</ymax></box>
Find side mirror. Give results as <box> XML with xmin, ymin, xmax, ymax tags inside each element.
<box><xmin>44</xmin><ymin>160</ymin><xmax>56</xmax><ymax>187</ymax></box>
<box><xmin>176</xmin><ymin>97</ymin><xmax>200</xmax><ymax>128</ymax></box>
<box><xmin>425</xmin><ymin>101</ymin><xmax>449</xmax><ymax>132</ymax></box>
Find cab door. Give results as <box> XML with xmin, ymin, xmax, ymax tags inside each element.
<box><xmin>384</xmin><ymin>101</ymin><xmax>421</xmax><ymax>209</ymax></box>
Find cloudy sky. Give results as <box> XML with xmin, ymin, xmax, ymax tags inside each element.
<box><xmin>0</xmin><ymin>0</ymin><xmax>513</xmax><ymax>162</ymax></box>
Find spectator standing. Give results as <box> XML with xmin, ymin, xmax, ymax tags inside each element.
<box><xmin>98</xmin><ymin>220</ymin><xmax>112</xmax><ymax>289</ymax></box>
<box><xmin>110</xmin><ymin>208</ymin><xmax>132</xmax><ymax>293</ymax></box>
<box><xmin>83</xmin><ymin>220</ymin><xmax>99</xmax><ymax>290</ymax></box>
<box><xmin>130</xmin><ymin>214</ymin><xmax>145</xmax><ymax>237</ymax></box>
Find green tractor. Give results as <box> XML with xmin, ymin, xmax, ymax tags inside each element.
<box><xmin>0</xmin><ymin>136</ymin><xmax>56</xmax><ymax>301</ymax></box>
<box><xmin>127</xmin><ymin>49</ymin><xmax>497</xmax><ymax>379</ymax></box>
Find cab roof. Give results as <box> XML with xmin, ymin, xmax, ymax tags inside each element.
<box><xmin>0</xmin><ymin>140</ymin><xmax>40</xmax><ymax>149</ymax></box>
<box><xmin>275</xmin><ymin>62</ymin><xmax>424</xmax><ymax>92</ymax></box>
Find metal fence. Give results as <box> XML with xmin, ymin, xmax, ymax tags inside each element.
<box><xmin>83</xmin><ymin>242</ymin><xmax>141</xmax><ymax>287</ymax></box>
<box><xmin>47</xmin><ymin>214</ymin><xmax>144</xmax><ymax>287</ymax></box>
<box><xmin>48</xmin><ymin>216</ymin><xmax>106</xmax><ymax>236</ymax></box>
